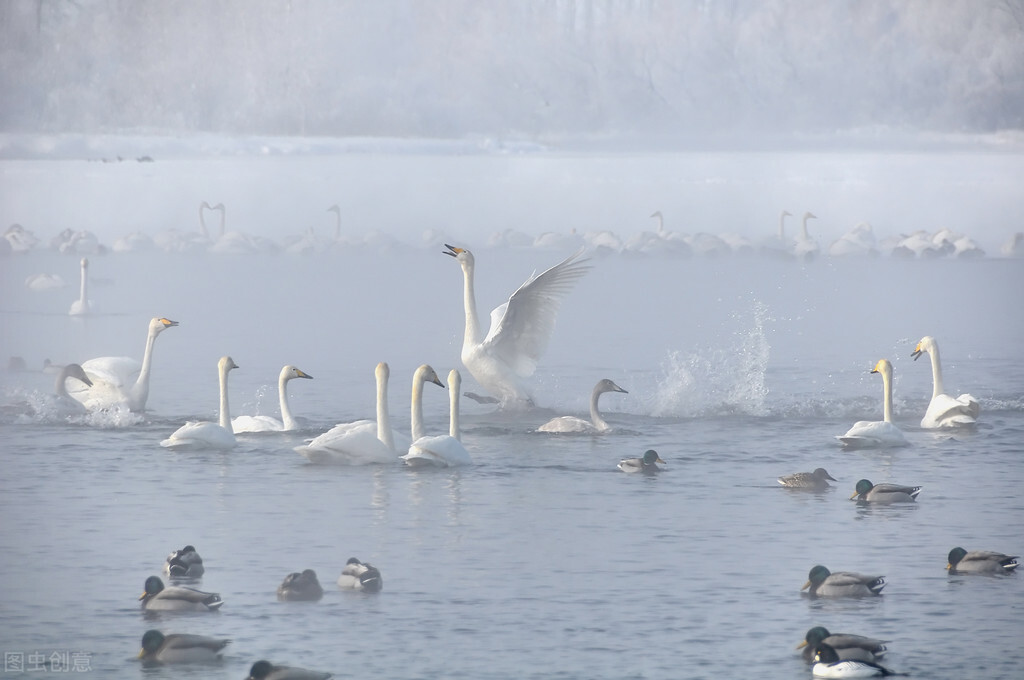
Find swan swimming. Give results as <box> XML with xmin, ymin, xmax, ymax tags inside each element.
<box><xmin>836</xmin><ymin>359</ymin><xmax>909</xmax><ymax>449</ymax></box>
<box><xmin>443</xmin><ymin>244</ymin><xmax>591</xmax><ymax>407</ymax></box>
<box><xmin>68</xmin><ymin>258</ymin><xmax>91</xmax><ymax>315</ymax></box>
<box><xmin>793</xmin><ymin>212</ymin><xmax>819</xmax><ymax>260</ymax></box>
<box><xmin>70</xmin><ymin>317</ymin><xmax>179</xmax><ymax>412</ymax></box>
<box><xmin>538</xmin><ymin>378</ymin><xmax>628</xmax><ymax>433</ymax></box>
<box><xmin>4</xmin><ymin>362</ymin><xmax>94</xmax><ymax>420</ymax></box>
<box><xmin>403</xmin><ymin>367</ymin><xmax>472</xmax><ymax>467</ymax></box>
<box><xmin>911</xmin><ymin>336</ymin><xmax>979</xmax><ymax>428</ymax></box>
<box><xmin>295</xmin><ymin>362</ymin><xmax>405</xmax><ymax>464</ymax></box>
<box><xmin>160</xmin><ymin>356</ymin><xmax>238</xmax><ymax>451</ymax></box>
<box><xmin>232</xmin><ymin>365</ymin><xmax>313</xmax><ymax>433</ymax></box>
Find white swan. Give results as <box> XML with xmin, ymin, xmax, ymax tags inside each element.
<box><xmin>836</xmin><ymin>359</ymin><xmax>909</xmax><ymax>449</ymax></box>
<box><xmin>793</xmin><ymin>212</ymin><xmax>819</xmax><ymax>260</ymax></box>
<box><xmin>295</xmin><ymin>362</ymin><xmax>406</xmax><ymax>464</ymax></box>
<box><xmin>443</xmin><ymin>244</ymin><xmax>591</xmax><ymax>406</ymax></box>
<box><xmin>25</xmin><ymin>273</ymin><xmax>66</xmax><ymax>291</ymax></box>
<box><xmin>160</xmin><ymin>356</ymin><xmax>238</xmax><ymax>450</ymax></box>
<box><xmin>759</xmin><ymin>210</ymin><xmax>793</xmax><ymax>259</ymax></box>
<box><xmin>911</xmin><ymin>336</ymin><xmax>980</xmax><ymax>428</ymax></box>
<box><xmin>828</xmin><ymin>223</ymin><xmax>878</xmax><ymax>257</ymax></box>
<box><xmin>70</xmin><ymin>317</ymin><xmax>179</xmax><ymax>412</ymax></box>
<box><xmin>538</xmin><ymin>378</ymin><xmax>628</xmax><ymax>433</ymax></box>
<box><xmin>403</xmin><ymin>367</ymin><xmax>472</xmax><ymax>467</ymax></box>
<box><xmin>68</xmin><ymin>258</ymin><xmax>91</xmax><ymax>315</ymax></box>
<box><xmin>232</xmin><ymin>365</ymin><xmax>314</xmax><ymax>433</ymax></box>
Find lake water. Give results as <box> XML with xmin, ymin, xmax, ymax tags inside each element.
<box><xmin>1</xmin><ymin>152</ymin><xmax>1023</xmax><ymax>679</ymax></box>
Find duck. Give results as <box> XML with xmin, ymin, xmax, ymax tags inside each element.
<box><xmin>139</xmin><ymin>575</ymin><xmax>223</xmax><ymax>611</ymax></box>
<box><xmin>911</xmin><ymin>336</ymin><xmax>980</xmax><ymax>428</ymax></box>
<box><xmin>246</xmin><ymin>660</ymin><xmax>333</xmax><ymax>680</ymax></box>
<box><xmin>336</xmin><ymin>557</ymin><xmax>383</xmax><ymax>592</ymax></box>
<box><xmin>836</xmin><ymin>359</ymin><xmax>909</xmax><ymax>449</ymax></box>
<box><xmin>812</xmin><ymin>643</ymin><xmax>901</xmax><ymax>677</ymax></box>
<box><xmin>443</xmin><ymin>244</ymin><xmax>590</xmax><ymax>406</ymax></box>
<box><xmin>160</xmin><ymin>356</ymin><xmax>238</xmax><ymax>450</ymax></box>
<box><xmin>277</xmin><ymin>569</ymin><xmax>324</xmax><ymax>601</ymax></box>
<box><xmin>232</xmin><ymin>365</ymin><xmax>314</xmax><ymax>433</ymax></box>
<box><xmin>138</xmin><ymin>629</ymin><xmax>229</xmax><ymax>664</ymax></box>
<box><xmin>538</xmin><ymin>378</ymin><xmax>628</xmax><ymax>433</ymax></box>
<box><xmin>617</xmin><ymin>449</ymin><xmax>666</xmax><ymax>473</ymax></box>
<box><xmin>802</xmin><ymin>565</ymin><xmax>885</xmax><ymax>598</ymax></box>
<box><xmin>778</xmin><ymin>468</ymin><xmax>837</xmax><ymax>489</ymax></box>
<box><xmin>798</xmin><ymin>626</ymin><xmax>888</xmax><ymax>664</ymax></box>
<box><xmin>850</xmin><ymin>479</ymin><xmax>921</xmax><ymax>503</ymax></box>
<box><xmin>163</xmin><ymin>545</ymin><xmax>204</xmax><ymax>578</ymax></box>
<box><xmin>403</xmin><ymin>367</ymin><xmax>472</xmax><ymax>467</ymax></box>
<box><xmin>946</xmin><ymin>547</ymin><xmax>1019</xmax><ymax>574</ymax></box>
<box><xmin>70</xmin><ymin>317</ymin><xmax>179</xmax><ymax>412</ymax></box>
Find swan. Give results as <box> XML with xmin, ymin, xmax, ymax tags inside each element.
<box><xmin>277</xmin><ymin>569</ymin><xmax>324</xmax><ymax>601</ymax></box>
<box><xmin>4</xmin><ymin>223</ymin><xmax>39</xmax><ymax>253</ymax></box>
<box><xmin>336</xmin><ymin>557</ymin><xmax>383</xmax><ymax>591</ymax></box>
<box><xmin>245</xmin><ymin>660</ymin><xmax>333</xmax><ymax>680</ymax></box>
<box><xmin>850</xmin><ymin>479</ymin><xmax>922</xmax><ymax>503</ymax></box>
<box><xmin>760</xmin><ymin>210</ymin><xmax>794</xmax><ymax>259</ymax></box>
<box><xmin>793</xmin><ymin>212</ymin><xmax>819</xmax><ymax>260</ymax></box>
<box><xmin>403</xmin><ymin>367</ymin><xmax>472</xmax><ymax>467</ymax></box>
<box><xmin>811</xmin><ymin>644</ymin><xmax>900</xmax><ymax>678</ymax></box>
<box><xmin>802</xmin><ymin>565</ymin><xmax>885</xmax><ymax>598</ymax></box>
<box><xmin>836</xmin><ymin>359</ymin><xmax>909</xmax><ymax>449</ymax></box>
<box><xmin>25</xmin><ymin>272</ymin><xmax>66</xmax><ymax>291</ymax></box>
<box><xmin>295</xmin><ymin>362</ymin><xmax>405</xmax><ymax>464</ymax></box>
<box><xmin>164</xmin><ymin>545</ymin><xmax>204</xmax><ymax>578</ymax></box>
<box><xmin>828</xmin><ymin>223</ymin><xmax>878</xmax><ymax>257</ymax></box>
<box><xmin>538</xmin><ymin>378</ymin><xmax>628</xmax><ymax>433</ymax></box>
<box><xmin>778</xmin><ymin>468</ymin><xmax>837</xmax><ymax>489</ymax></box>
<box><xmin>443</xmin><ymin>244</ymin><xmax>591</xmax><ymax>406</ymax></box>
<box><xmin>232</xmin><ymin>365</ymin><xmax>314</xmax><ymax>433</ymax></box>
<box><xmin>911</xmin><ymin>336</ymin><xmax>980</xmax><ymax>428</ymax></box>
<box><xmin>798</xmin><ymin>627</ymin><xmax>888</xmax><ymax>665</ymax></box>
<box><xmin>1000</xmin><ymin>232</ymin><xmax>1024</xmax><ymax>257</ymax></box>
<box><xmin>68</xmin><ymin>258</ymin><xmax>91</xmax><ymax>315</ymax></box>
<box><xmin>139</xmin><ymin>576</ymin><xmax>223</xmax><ymax>611</ymax></box>
<box><xmin>153</xmin><ymin>202</ymin><xmax>214</xmax><ymax>253</ymax></box>
<box><xmin>70</xmin><ymin>317</ymin><xmax>179</xmax><ymax>412</ymax></box>
<box><xmin>138</xmin><ymin>630</ymin><xmax>230</xmax><ymax>664</ymax></box>
<box><xmin>160</xmin><ymin>356</ymin><xmax>238</xmax><ymax>450</ymax></box>
<box><xmin>946</xmin><ymin>547</ymin><xmax>1019</xmax><ymax>574</ymax></box>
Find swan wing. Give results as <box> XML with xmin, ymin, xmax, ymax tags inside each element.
<box><xmin>160</xmin><ymin>421</ymin><xmax>236</xmax><ymax>450</ymax></box>
<box><xmin>538</xmin><ymin>416</ymin><xmax>595</xmax><ymax>433</ymax></box>
<box><xmin>231</xmin><ymin>414</ymin><xmax>284</xmax><ymax>433</ymax></box>
<box><xmin>81</xmin><ymin>356</ymin><xmax>141</xmax><ymax>388</ymax></box>
<box><xmin>923</xmin><ymin>393</ymin><xmax>979</xmax><ymax>427</ymax></box>
<box><xmin>836</xmin><ymin>421</ymin><xmax>908</xmax><ymax>449</ymax></box>
<box><xmin>481</xmin><ymin>249</ymin><xmax>590</xmax><ymax>378</ymax></box>
<box><xmin>296</xmin><ymin>420</ymin><xmax>395</xmax><ymax>464</ymax></box>
<box><xmin>403</xmin><ymin>435</ymin><xmax>472</xmax><ymax>467</ymax></box>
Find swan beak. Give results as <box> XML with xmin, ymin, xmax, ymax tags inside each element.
<box><xmin>443</xmin><ymin>244</ymin><xmax>464</xmax><ymax>257</ymax></box>
<box><xmin>911</xmin><ymin>345</ymin><xmax>923</xmax><ymax>360</ymax></box>
<box><xmin>161</xmin><ymin>318</ymin><xmax>179</xmax><ymax>327</ymax></box>
<box><xmin>432</xmin><ymin>376</ymin><xmax>445</xmax><ymax>388</ymax></box>
<box><xmin>801</xmin><ymin>580</ymin><xmax>811</xmax><ymax>591</ymax></box>
<box><xmin>297</xmin><ymin>370</ymin><xmax>313</xmax><ymax>380</ymax></box>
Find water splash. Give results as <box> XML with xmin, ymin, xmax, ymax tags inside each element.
<box><xmin>649</xmin><ymin>301</ymin><xmax>770</xmax><ymax>417</ymax></box>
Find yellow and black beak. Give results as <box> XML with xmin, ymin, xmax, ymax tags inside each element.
<box><xmin>161</xmin><ymin>318</ymin><xmax>179</xmax><ymax>328</ymax></box>
<box><xmin>911</xmin><ymin>345</ymin><xmax>923</xmax><ymax>360</ymax></box>
<box><xmin>443</xmin><ymin>244</ymin><xmax>464</xmax><ymax>258</ymax></box>
<box><xmin>297</xmin><ymin>370</ymin><xmax>313</xmax><ymax>380</ymax></box>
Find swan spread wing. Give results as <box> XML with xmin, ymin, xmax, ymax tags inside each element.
<box><xmin>481</xmin><ymin>249</ymin><xmax>590</xmax><ymax>378</ymax></box>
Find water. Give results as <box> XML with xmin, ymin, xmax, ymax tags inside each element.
<box><xmin>2</xmin><ymin>157</ymin><xmax>1024</xmax><ymax>679</ymax></box>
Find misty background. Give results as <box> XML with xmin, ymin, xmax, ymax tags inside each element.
<box><xmin>2</xmin><ymin>0</ymin><xmax>1024</xmax><ymax>143</ymax></box>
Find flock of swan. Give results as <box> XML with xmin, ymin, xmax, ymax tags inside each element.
<box><xmin>6</xmin><ymin>205</ymin><xmax>1024</xmax><ymax>260</ymax></box>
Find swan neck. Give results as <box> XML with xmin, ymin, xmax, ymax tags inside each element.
<box><xmin>411</xmin><ymin>372</ymin><xmax>426</xmax><ymax>442</ymax></box>
<box><xmin>589</xmin><ymin>385</ymin><xmax>609</xmax><ymax>431</ymax></box>
<box><xmin>131</xmin><ymin>326</ymin><xmax>159</xmax><ymax>409</ymax></box>
<box><xmin>78</xmin><ymin>262</ymin><xmax>88</xmax><ymax>304</ymax></box>
<box><xmin>218</xmin><ymin>364</ymin><xmax>232</xmax><ymax>431</ymax></box>
<box><xmin>880</xmin><ymin>367</ymin><xmax>894</xmax><ymax>423</ymax></box>
<box><xmin>800</xmin><ymin>216</ymin><xmax>810</xmax><ymax>239</ymax></box>
<box><xmin>279</xmin><ymin>372</ymin><xmax>296</xmax><ymax>430</ymax></box>
<box><xmin>198</xmin><ymin>204</ymin><xmax>209</xmax><ymax>238</ymax></box>
<box><xmin>376</xmin><ymin>369</ymin><xmax>394</xmax><ymax>450</ymax></box>
<box><xmin>55</xmin><ymin>371</ymin><xmax>71</xmax><ymax>398</ymax></box>
<box><xmin>928</xmin><ymin>347</ymin><xmax>945</xmax><ymax>398</ymax></box>
<box><xmin>449</xmin><ymin>380</ymin><xmax>461</xmax><ymax>441</ymax></box>
<box><xmin>460</xmin><ymin>261</ymin><xmax>482</xmax><ymax>354</ymax></box>
<box><xmin>778</xmin><ymin>213</ymin><xmax>787</xmax><ymax>239</ymax></box>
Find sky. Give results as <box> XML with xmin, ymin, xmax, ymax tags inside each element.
<box><xmin>2</xmin><ymin>0</ymin><xmax>1023</xmax><ymax>143</ymax></box>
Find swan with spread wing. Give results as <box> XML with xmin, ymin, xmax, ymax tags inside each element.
<box><xmin>443</xmin><ymin>244</ymin><xmax>590</xmax><ymax>407</ymax></box>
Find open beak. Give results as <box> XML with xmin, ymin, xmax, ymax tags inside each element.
<box><xmin>443</xmin><ymin>244</ymin><xmax>463</xmax><ymax>258</ymax></box>
<box><xmin>911</xmin><ymin>346</ymin><xmax>923</xmax><ymax>360</ymax></box>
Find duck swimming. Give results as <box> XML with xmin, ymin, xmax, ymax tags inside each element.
<box><xmin>850</xmin><ymin>479</ymin><xmax>921</xmax><ymax>503</ymax></box>
<box><xmin>138</xmin><ymin>629</ymin><xmax>229</xmax><ymax>664</ymax></box>
<box><xmin>617</xmin><ymin>449</ymin><xmax>666</xmax><ymax>473</ymax></box>
<box><xmin>802</xmin><ymin>565</ymin><xmax>885</xmax><ymax>598</ymax></box>
<box><xmin>139</xmin><ymin>575</ymin><xmax>223</xmax><ymax>611</ymax></box>
<box><xmin>946</xmin><ymin>547</ymin><xmax>1019</xmax><ymax>574</ymax></box>
<box><xmin>277</xmin><ymin>569</ymin><xmax>324</xmax><ymax>601</ymax></box>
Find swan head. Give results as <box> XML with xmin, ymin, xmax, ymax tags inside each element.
<box><xmin>150</xmin><ymin>317</ymin><xmax>179</xmax><ymax>335</ymax></box>
<box><xmin>282</xmin><ymin>365</ymin><xmax>313</xmax><ymax>381</ymax></box>
<box><xmin>870</xmin><ymin>359</ymin><xmax>892</xmax><ymax>376</ymax></box>
<box><xmin>63</xmin><ymin>363</ymin><xmax>93</xmax><ymax>388</ymax></box>
<box><xmin>219</xmin><ymin>356</ymin><xmax>239</xmax><ymax>373</ymax></box>
<box><xmin>375</xmin><ymin>362</ymin><xmax>389</xmax><ymax>380</ymax></box>
<box><xmin>443</xmin><ymin>243</ymin><xmax>474</xmax><ymax>269</ymax></box>
<box><xmin>414</xmin><ymin>364</ymin><xmax>445</xmax><ymax>389</ymax></box>
<box><xmin>80</xmin><ymin>257</ymin><xmax>89</xmax><ymax>269</ymax></box>
<box><xmin>911</xmin><ymin>336</ymin><xmax>935</xmax><ymax>360</ymax></box>
<box><xmin>595</xmin><ymin>378</ymin><xmax>628</xmax><ymax>395</ymax></box>
<box><xmin>802</xmin><ymin>212</ymin><xmax>817</xmax><ymax>222</ymax></box>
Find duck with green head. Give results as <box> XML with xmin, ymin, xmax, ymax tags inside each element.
<box><xmin>617</xmin><ymin>449</ymin><xmax>665</xmax><ymax>473</ymax></box>
<box><xmin>802</xmin><ymin>565</ymin><xmax>885</xmax><ymax>598</ymax></box>
<box><xmin>850</xmin><ymin>479</ymin><xmax>921</xmax><ymax>503</ymax></box>
<box><xmin>946</xmin><ymin>547</ymin><xmax>1019</xmax><ymax>574</ymax></box>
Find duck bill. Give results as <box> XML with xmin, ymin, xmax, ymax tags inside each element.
<box><xmin>801</xmin><ymin>580</ymin><xmax>811</xmax><ymax>591</ymax></box>
<box><xmin>849</xmin><ymin>491</ymin><xmax>860</xmax><ymax>500</ymax></box>
<box><xmin>796</xmin><ymin>641</ymin><xmax>808</xmax><ymax>649</ymax></box>
<box><xmin>138</xmin><ymin>592</ymin><xmax>148</xmax><ymax>601</ymax></box>
<box><xmin>137</xmin><ymin>649</ymin><xmax>146</xmax><ymax>659</ymax></box>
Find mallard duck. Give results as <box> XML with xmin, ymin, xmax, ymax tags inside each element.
<box><xmin>812</xmin><ymin>643</ymin><xmax>901</xmax><ymax>677</ymax></box>
<box><xmin>277</xmin><ymin>569</ymin><xmax>324</xmax><ymax>601</ymax></box>
<box><xmin>138</xmin><ymin>629</ymin><xmax>229</xmax><ymax>663</ymax></box>
<box><xmin>617</xmin><ymin>449</ymin><xmax>665</xmax><ymax>473</ymax></box>
<box><xmin>802</xmin><ymin>565</ymin><xmax>885</xmax><ymax>598</ymax></box>
<box><xmin>850</xmin><ymin>479</ymin><xmax>921</xmax><ymax>503</ymax></box>
<box><xmin>164</xmin><ymin>545</ymin><xmax>204</xmax><ymax>578</ymax></box>
<box><xmin>139</xmin><ymin>575</ymin><xmax>223</xmax><ymax>611</ymax></box>
<box><xmin>946</xmin><ymin>547</ymin><xmax>1019</xmax><ymax>574</ymax></box>
<box><xmin>778</xmin><ymin>468</ymin><xmax>836</xmax><ymax>489</ymax></box>
<box><xmin>798</xmin><ymin>626</ymin><xmax>888</xmax><ymax>664</ymax></box>
<box><xmin>246</xmin><ymin>659</ymin><xmax>333</xmax><ymax>679</ymax></box>
<box><xmin>336</xmin><ymin>557</ymin><xmax>383</xmax><ymax>592</ymax></box>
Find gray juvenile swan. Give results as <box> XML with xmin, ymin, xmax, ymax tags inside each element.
<box><xmin>538</xmin><ymin>378</ymin><xmax>628</xmax><ymax>433</ymax></box>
